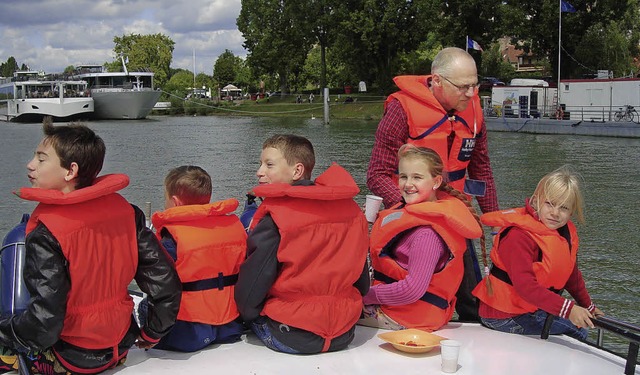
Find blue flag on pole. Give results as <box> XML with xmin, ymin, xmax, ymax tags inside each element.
<box><xmin>467</xmin><ymin>37</ymin><xmax>483</xmax><ymax>51</ymax></box>
<box><xmin>561</xmin><ymin>0</ymin><xmax>576</xmax><ymax>12</ymax></box>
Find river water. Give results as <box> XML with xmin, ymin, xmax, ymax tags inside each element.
<box><xmin>0</xmin><ymin>115</ymin><xmax>638</xmax><ymax>344</ymax></box>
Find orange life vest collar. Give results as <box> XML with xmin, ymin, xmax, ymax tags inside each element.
<box><xmin>16</xmin><ymin>174</ymin><xmax>129</xmax><ymax>206</ymax></box>
<box><xmin>250</xmin><ymin>163</ymin><xmax>360</xmax><ymax>231</ymax></box>
<box><xmin>152</xmin><ymin>198</ymin><xmax>239</xmax><ymax>229</ymax></box>
<box><xmin>372</xmin><ymin>195</ymin><xmax>482</xmax><ymax>249</ymax></box>
<box><xmin>250</xmin><ymin>163</ymin><xmax>359</xmax><ymax>200</ymax></box>
<box><xmin>22</xmin><ymin>174</ymin><xmax>130</xmax><ymax>233</ymax></box>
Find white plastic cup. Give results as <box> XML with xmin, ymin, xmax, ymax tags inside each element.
<box><xmin>364</xmin><ymin>195</ymin><xmax>383</xmax><ymax>223</ymax></box>
<box><xmin>440</xmin><ymin>339</ymin><xmax>461</xmax><ymax>373</ymax></box>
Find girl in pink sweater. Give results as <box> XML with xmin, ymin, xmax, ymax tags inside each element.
<box><xmin>359</xmin><ymin>144</ymin><xmax>484</xmax><ymax>330</ymax></box>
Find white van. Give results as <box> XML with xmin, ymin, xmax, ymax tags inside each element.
<box><xmin>509</xmin><ymin>78</ymin><xmax>549</xmax><ymax>87</ymax></box>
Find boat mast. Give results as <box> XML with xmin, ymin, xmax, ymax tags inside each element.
<box><xmin>120</xmin><ymin>55</ymin><xmax>129</xmax><ymax>76</ymax></box>
<box><xmin>557</xmin><ymin>0</ymin><xmax>562</xmax><ymax>106</ymax></box>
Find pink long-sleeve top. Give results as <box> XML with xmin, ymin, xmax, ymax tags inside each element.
<box><xmin>363</xmin><ymin>226</ymin><xmax>449</xmax><ymax>306</ymax></box>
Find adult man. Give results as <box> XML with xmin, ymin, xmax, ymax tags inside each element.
<box><xmin>366</xmin><ymin>47</ymin><xmax>499</xmax><ymax>321</ymax></box>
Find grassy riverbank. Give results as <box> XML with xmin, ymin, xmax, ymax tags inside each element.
<box><xmin>156</xmin><ymin>93</ymin><xmax>386</xmax><ymax>121</ymax></box>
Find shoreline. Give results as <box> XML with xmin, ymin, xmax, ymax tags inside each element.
<box><xmin>485</xmin><ymin>116</ymin><xmax>640</xmax><ymax>138</ymax></box>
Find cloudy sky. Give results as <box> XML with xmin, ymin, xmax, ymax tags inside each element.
<box><xmin>0</xmin><ymin>0</ymin><xmax>246</xmax><ymax>75</ymax></box>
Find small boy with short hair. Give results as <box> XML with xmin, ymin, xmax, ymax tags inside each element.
<box><xmin>1</xmin><ymin>119</ymin><xmax>181</xmax><ymax>374</ymax></box>
<box><xmin>235</xmin><ymin>134</ymin><xmax>370</xmax><ymax>354</ymax></box>
<box><xmin>146</xmin><ymin>165</ymin><xmax>247</xmax><ymax>352</ymax></box>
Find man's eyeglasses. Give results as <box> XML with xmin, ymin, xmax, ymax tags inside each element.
<box><xmin>440</xmin><ymin>75</ymin><xmax>478</xmax><ymax>93</ymax></box>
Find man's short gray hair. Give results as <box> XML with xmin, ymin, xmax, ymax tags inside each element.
<box><xmin>431</xmin><ymin>47</ymin><xmax>475</xmax><ymax>77</ymax></box>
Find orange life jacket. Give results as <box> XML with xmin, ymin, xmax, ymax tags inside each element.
<box><xmin>152</xmin><ymin>199</ymin><xmax>246</xmax><ymax>325</ymax></box>
<box><xmin>370</xmin><ymin>194</ymin><xmax>482</xmax><ymax>330</ymax></box>
<box><xmin>20</xmin><ymin>174</ymin><xmax>138</xmax><ymax>351</ymax></box>
<box><xmin>250</xmin><ymin>164</ymin><xmax>368</xmax><ymax>352</ymax></box>
<box><xmin>472</xmin><ymin>207</ymin><xmax>579</xmax><ymax>314</ymax></box>
<box><xmin>387</xmin><ymin>75</ymin><xmax>484</xmax><ymax>194</ymax></box>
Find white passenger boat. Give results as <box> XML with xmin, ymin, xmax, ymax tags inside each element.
<box><xmin>0</xmin><ymin>71</ymin><xmax>93</xmax><ymax>122</ymax></box>
<box><xmin>103</xmin><ymin>319</ymin><xmax>639</xmax><ymax>375</ymax></box>
<box><xmin>72</xmin><ymin>58</ymin><xmax>161</xmax><ymax>120</ymax></box>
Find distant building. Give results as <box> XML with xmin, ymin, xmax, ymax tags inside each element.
<box><xmin>498</xmin><ymin>37</ymin><xmax>547</xmax><ymax>74</ymax></box>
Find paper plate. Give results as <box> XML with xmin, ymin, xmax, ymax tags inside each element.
<box><xmin>377</xmin><ymin>328</ymin><xmax>446</xmax><ymax>354</ymax></box>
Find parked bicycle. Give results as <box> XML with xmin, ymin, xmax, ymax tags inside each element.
<box><xmin>614</xmin><ymin>105</ymin><xmax>638</xmax><ymax>122</ymax></box>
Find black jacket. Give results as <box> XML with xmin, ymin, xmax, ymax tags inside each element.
<box><xmin>0</xmin><ymin>205</ymin><xmax>182</xmax><ymax>371</ymax></box>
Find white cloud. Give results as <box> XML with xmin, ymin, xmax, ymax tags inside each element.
<box><xmin>0</xmin><ymin>0</ymin><xmax>245</xmax><ymax>75</ymax></box>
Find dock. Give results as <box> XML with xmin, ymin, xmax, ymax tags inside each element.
<box><xmin>485</xmin><ymin>117</ymin><xmax>640</xmax><ymax>138</ymax></box>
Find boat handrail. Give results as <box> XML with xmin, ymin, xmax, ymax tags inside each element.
<box><xmin>542</xmin><ymin>315</ymin><xmax>639</xmax><ymax>375</ymax></box>
<box><xmin>592</xmin><ymin>316</ymin><xmax>640</xmax><ymax>375</ymax></box>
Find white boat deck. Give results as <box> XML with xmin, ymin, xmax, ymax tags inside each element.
<box><xmin>103</xmin><ymin>323</ymin><xmax>638</xmax><ymax>375</ymax></box>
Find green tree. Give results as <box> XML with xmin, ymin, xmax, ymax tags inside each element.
<box><xmin>234</xmin><ymin>58</ymin><xmax>256</xmax><ymax>92</ymax></box>
<box><xmin>574</xmin><ymin>21</ymin><xmax>636</xmax><ymax>77</ymax></box>
<box><xmin>107</xmin><ymin>33</ymin><xmax>175</xmax><ymax>88</ymax></box>
<box><xmin>396</xmin><ymin>33</ymin><xmax>442</xmax><ymax>75</ymax></box>
<box><xmin>300</xmin><ymin>0</ymin><xmax>345</xmax><ymax>91</ymax></box>
<box><xmin>195</xmin><ymin>73</ymin><xmax>214</xmax><ymax>91</ymax></box>
<box><xmin>499</xmin><ymin>0</ymin><xmax>639</xmax><ymax>79</ymax></box>
<box><xmin>1</xmin><ymin>56</ymin><xmax>19</xmax><ymax>77</ymax></box>
<box><xmin>213</xmin><ymin>50</ymin><xmax>239</xmax><ymax>86</ymax></box>
<box><xmin>333</xmin><ymin>0</ymin><xmax>435</xmax><ymax>93</ymax></box>
<box><xmin>163</xmin><ymin>69</ymin><xmax>194</xmax><ymax>113</ymax></box>
<box><xmin>238</xmin><ymin>0</ymin><xmax>312</xmax><ymax>93</ymax></box>
<box><xmin>64</xmin><ymin>65</ymin><xmax>75</xmax><ymax>75</ymax></box>
<box><xmin>479</xmin><ymin>43</ymin><xmax>516</xmax><ymax>82</ymax></box>
<box><xmin>431</xmin><ymin>0</ymin><xmax>504</xmax><ymax>51</ymax></box>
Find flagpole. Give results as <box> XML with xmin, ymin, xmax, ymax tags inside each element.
<box><xmin>193</xmin><ymin>49</ymin><xmax>196</xmax><ymax>91</ymax></box>
<box><xmin>557</xmin><ymin>0</ymin><xmax>562</xmax><ymax>106</ymax></box>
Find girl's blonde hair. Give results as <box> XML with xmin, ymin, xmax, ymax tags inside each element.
<box><xmin>530</xmin><ymin>165</ymin><xmax>585</xmax><ymax>224</ymax></box>
<box><xmin>398</xmin><ymin>144</ymin><xmax>486</xmax><ymax>266</ymax></box>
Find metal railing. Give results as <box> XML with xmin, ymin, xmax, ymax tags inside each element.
<box><xmin>482</xmin><ymin>101</ymin><xmax>640</xmax><ymax>123</ymax></box>
<box><xmin>592</xmin><ymin>317</ymin><xmax>640</xmax><ymax>375</ymax></box>
<box><xmin>541</xmin><ymin>315</ymin><xmax>640</xmax><ymax>375</ymax></box>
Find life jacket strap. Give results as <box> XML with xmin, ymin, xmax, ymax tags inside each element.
<box><xmin>182</xmin><ymin>272</ymin><xmax>238</xmax><ymax>292</ymax></box>
<box><xmin>489</xmin><ymin>265</ymin><xmax>512</xmax><ymax>284</ymax></box>
<box><xmin>489</xmin><ymin>265</ymin><xmax>562</xmax><ymax>294</ymax></box>
<box><xmin>373</xmin><ymin>271</ymin><xmax>449</xmax><ymax>310</ymax></box>
<box><xmin>408</xmin><ymin>113</ymin><xmax>471</xmax><ymax>142</ymax></box>
<box><xmin>447</xmin><ymin>169</ymin><xmax>466</xmax><ymax>182</ymax></box>
<box><xmin>408</xmin><ymin>114</ymin><xmax>449</xmax><ymax>140</ymax></box>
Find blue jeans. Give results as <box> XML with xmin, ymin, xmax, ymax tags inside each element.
<box><xmin>480</xmin><ymin>309</ymin><xmax>588</xmax><ymax>341</ymax></box>
<box><xmin>251</xmin><ymin>317</ymin><xmax>300</xmax><ymax>354</ymax></box>
<box><xmin>138</xmin><ymin>298</ymin><xmax>243</xmax><ymax>352</ymax></box>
